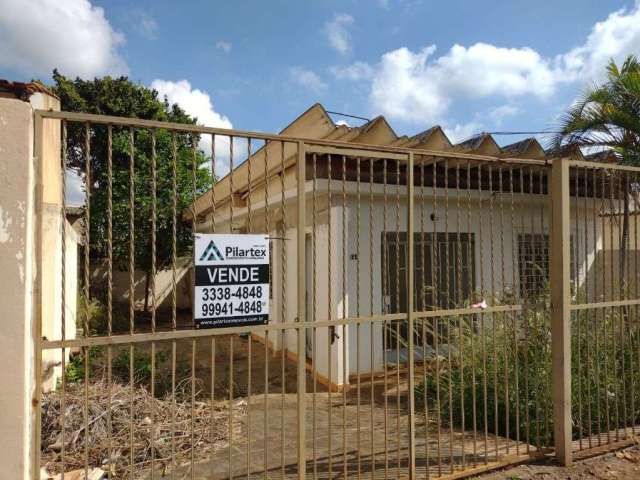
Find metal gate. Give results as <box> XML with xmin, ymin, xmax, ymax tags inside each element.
<box><xmin>33</xmin><ymin>109</ymin><xmax>640</xmax><ymax>479</ymax></box>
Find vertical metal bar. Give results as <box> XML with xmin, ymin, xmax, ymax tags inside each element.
<box><xmin>296</xmin><ymin>141</ymin><xmax>307</xmax><ymax>480</ymax></box>
<box><xmin>611</xmin><ymin>171</ymin><xmax>620</xmax><ymax>440</ymax></box>
<box><xmin>633</xmin><ymin>172</ymin><xmax>640</xmax><ymax>438</ymax></box>
<box><xmin>509</xmin><ymin>166</ymin><xmax>519</xmax><ymax>455</ymax></box>
<box><xmin>369</xmin><ymin>157</ymin><xmax>376</xmax><ymax>479</ymax></box>
<box><xmin>229</xmin><ymin>336</ymin><xmax>235</xmax><ymax>480</ymax></box>
<box><xmin>327</xmin><ymin>154</ymin><xmax>333</xmax><ymax>478</ymax></box>
<box><xmin>247</xmin><ymin>139</ymin><xmax>253</xmax><ymax>479</ymax></box>
<box><xmin>248</xmin><ymin>333</ymin><xmax>252</xmax><ymax>479</ymax></box>
<box><xmin>150</xmin><ymin>129</ymin><xmax>157</xmax><ymax>479</ymax></box>
<box><xmin>170</xmin><ymin>132</ymin><xmax>178</xmax><ymax>479</ymax></box>
<box><xmin>575</xmin><ymin>168</ymin><xmax>583</xmax><ymax>451</ymax></box>
<box><xmin>211</xmin><ymin>337</ymin><xmax>216</xmax><ymax>477</ymax></box>
<box><xmin>383</xmin><ymin>158</ymin><xmax>390</xmax><ymax>479</ymax></box>
<box><xmin>128</xmin><ymin>127</ymin><xmax>135</xmax><ymax>479</ymax></box>
<box><xmin>356</xmin><ymin>156</ymin><xmax>362</xmax><ymax>480</ymax></box>
<box><xmin>191</xmin><ymin>339</ymin><xmax>196</xmax><ymax>480</ymax></box>
<box><xmin>32</xmin><ymin>111</ymin><xmax>44</xmax><ymax>480</ymax></box>
<box><xmin>499</xmin><ymin>166</ymin><xmax>509</xmax><ymax>456</ymax></box>
<box><xmin>488</xmin><ymin>164</ymin><xmax>499</xmax><ymax>461</ymax></box>
<box><xmin>83</xmin><ymin>122</ymin><xmax>91</xmax><ymax>479</ymax></box>
<box><xmin>520</xmin><ymin>167</ymin><xmax>530</xmax><ymax>455</ymax></box>
<box><xmin>211</xmin><ymin>134</ymin><xmax>217</xmax><ymax>233</ymax></box>
<box><xmin>210</xmin><ymin>134</ymin><xmax>218</xmax><ymax>477</ymax></box>
<box><xmin>542</xmin><ymin>168</ymin><xmax>551</xmax><ymax>446</ymax></box>
<box><xmin>477</xmin><ymin>164</ymin><xmax>489</xmax><ymax>465</ymax></box>
<box><xmin>550</xmin><ymin>156</ymin><xmax>572</xmax><ymax>466</ymax></box>
<box><xmin>467</xmin><ymin>159</ymin><xmax>477</xmax><ymax>466</ymax></box>
<box><xmin>263</xmin><ymin>142</ymin><xmax>270</xmax><ymax>479</ymax></box>
<box><xmin>593</xmin><ymin>169</ymin><xmax>602</xmax><ymax>447</ymax></box>
<box><xmin>395</xmin><ymin>156</ymin><xmax>402</xmax><ymax>478</ymax></box>
<box><xmin>247</xmin><ymin>138</ymin><xmax>252</xmax><ymax>232</ymax></box>
<box><xmin>583</xmin><ymin>168</ymin><xmax>593</xmax><ymax>449</ymax></box>
<box><xmin>420</xmin><ymin>158</ymin><xmax>430</xmax><ymax>479</ymax></box>
<box><xmin>601</xmin><ymin>169</ymin><xmax>610</xmax><ymax>444</ymax></box>
<box><xmin>622</xmin><ymin>171</ymin><xmax>631</xmax><ymax>435</ymax></box>
<box><xmin>342</xmin><ymin>153</ymin><xmax>348</xmax><ymax>479</ymax></box>
<box><xmin>190</xmin><ymin>137</ymin><xmax>198</xmax><ymax>480</ymax></box>
<box><xmin>312</xmin><ymin>151</ymin><xmax>318</xmax><ymax>480</ymax></box>
<box><xmin>444</xmin><ymin>158</ymin><xmax>456</xmax><ymax>472</ymax></box>
<box><xmin>432</xmin><ymin>160</ymin><xmax>443</xmax><ymax>475</ymax></box>
<box><xmin>407</xmin><ymin>153</ymin><xmax>417</xmax><ymax>479</ymax></box>
<box><xmin>60</xmin><ymin>121</ymin><xmax>68</xmax><ymax>479</ymax></box>
<box><xmin>455</xmin><ymin>161</ymin><xmax>466</xmax><ymax>467</ymax></box>
<box><xmin>530</xmin><ymin>167</ymin><xmax>541</xmax><ymax>452</ymax></box>
<box><xmin>280</xmin><ymin>141</ymin><xmax>287</xmax><ymax>480</ymax></box>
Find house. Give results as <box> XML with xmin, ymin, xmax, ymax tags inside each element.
<box><xmin>188</xmin><ymin>103</ymin><xmax>622</xmax><ymax>389</ymax></box>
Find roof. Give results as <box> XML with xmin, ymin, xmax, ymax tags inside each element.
<box><xmin>0</xmin><ymin>79</ymin><xmax>58</xmax><ymax>101</ymax></box>
<box><xmin>453</xmin><ymin>133</ymin><xmax>501</xmax><ymax>155</ymax></box>
<box><xmin>500</xmin><ymin>138</ymin><xmax>546</xmax><ymax>160</ymax></box>
<box><xmin>545</xmin><ymin>144</ymin><xmax>585</xmax><ymax>161</ymax></box>
<box><xmin>190</xmin><ymin>103</ymin><xmax>607</xmax><ymax>218</ymax></box>
<box><xmin>585</xmin><ymin>150</ymin><xmax>619</xmax><ymax>163</ymax></box>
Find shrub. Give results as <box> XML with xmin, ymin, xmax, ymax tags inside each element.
<box><xmin>415</xmin><ymin>290</ymin><xmax>640</xmax><ymax>448</ymax></box>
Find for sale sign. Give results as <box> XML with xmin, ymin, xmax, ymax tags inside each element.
<box><xmin>194</xmin><ymin>234</ymin><xmax>269</xmax><ymax>328</ymax></box>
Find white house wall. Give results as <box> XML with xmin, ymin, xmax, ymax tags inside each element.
<box><xmin>201</xmin><ymin>180</ymin><xmax>607</xmax><ymax>384</ymax></box>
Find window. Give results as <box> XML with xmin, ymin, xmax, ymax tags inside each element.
<box><xmin>517</xmin><ymin>233</ymin><xmax>575</xmax><ymax>298</ymax></box>
<box><xmin>518</xmin><ymin>233</ymin><xmax>549</xmax><ymax>298</ymax></box>
<box><xmin>382</xmin><ymin>232</ymin><xmax>476</xmax><ymax>313</ymax></box>
<box><xmin>382</xmin><ymin>232</ymin><xmax>476</xmax><ymax>350</ymax></box>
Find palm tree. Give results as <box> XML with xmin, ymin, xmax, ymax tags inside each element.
<box><xmin>550</xmin><ymin>55</ymin><xmax>640</xmax><ymax>295</ymax></box>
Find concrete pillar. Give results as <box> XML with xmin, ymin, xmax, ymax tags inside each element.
<box><xmin>0</xmin><ymin>96</ymin><xmax>38</xmax><ymax>479</ymax></box>
<box><xmin>0</xmin><ymin>89</ymin><xmax>66</xmax><ymax>479</ymax></box>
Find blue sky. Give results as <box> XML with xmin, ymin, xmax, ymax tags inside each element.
<box><xmin>1</xmin><ymin>0</ymin><xmax>640</xmax><ymax>145</ymax></box>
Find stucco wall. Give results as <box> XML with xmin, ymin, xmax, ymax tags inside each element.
<box><xmin>0</xmin><ymin>93</ymin><xmax>77</xmax><ymax>478</ymax></box>
<box><xmin>203</xmin><ymin>179</ymin><xmax>608</xmax><ymax>385</ymax></box>
<box><xmin>0</xmin><ymin>97</ymin><xmax>37</xmax><ymax>479</ymax></box>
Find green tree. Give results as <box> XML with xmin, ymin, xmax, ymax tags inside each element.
<box><xmin>51</xmin><ymin>71</ymin><xmax>213</xmax><ymax>314</ymax></box>
<box><xmin>550</xmin><ymin>55</ymin><xmax>640</xmax><ymax>289</ymax></box>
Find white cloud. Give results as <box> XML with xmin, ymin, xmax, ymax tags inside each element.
<box><xmin>216</xmin><ymin>41</ymin><xmax>232</xmax><ymax>53</ymax></box>
<box><xmin>330</xmin><ymin>61</ymin><xmax>374</xmax><ymax>81</ymax></box>
<box><xmin>151</xmin><ymin>79</ymin><xmax>232</xmax><ymax>130</ymax></box>
<box><xmin>290</xmin><ymin>67</ymin><xmax>328</xmax><ymax>93</ymax></box>
<box><xmin>132</xmin><ymin>10</ymin><xmax>158</xmax><ymax>40</ymax></box>
<box><xmin>338</xmin><ymin>3</ymin><xmax>640</xmax><ymax>126</ymax></box>
<box><xmin>488</xmin><ymin>104</ymin><xmax>520</xmax><ymax>124</ymax></box>
<box><xmin>444</xmin><ymin>122</ymin><xmax>483</xmax><ymax>144</ymax></box>
<box><xmin>556</xmin><ymin>3</ymin><xmax>640</xmax><ymax>83</ymax></box>
<box><xmin>0</xmin><ymin>0</ymin><xmax>128</xmax><ymax>78</ymax></box>
<box><xmin>151</xmin><ymin>79</ymin><xmax>233</xmax><ymax>172</ymax></box>
<box><xmin>323</xmin><ymin>13</ymin><xmax>354</xmax><ymax>55</ymax></box>
<box><xmin>367</xmin><ymin>44</ymin><xmax>555</xmax><ymax>124</ymax></box>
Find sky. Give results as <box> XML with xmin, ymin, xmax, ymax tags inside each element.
<box><xmin>1</xmin><ymin>0</ymin><xmax>640</xmax><ymax>146</ymax></box>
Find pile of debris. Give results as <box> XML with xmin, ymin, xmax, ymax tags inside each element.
<box><xmin>40</xmin><ymin>379</ymin><xmax>245</xmax><ymax>478</ymax></box>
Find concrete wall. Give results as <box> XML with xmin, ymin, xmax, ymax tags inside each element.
<box><xmin>89</xmin><ymin>257</ymin><xmax>193</xmax><ymax>316</ymax></box>
<box><xmin>0</xmin><ymin>93</ymin><xmax>77</xmax><ymax>478</ymax></box>
<box><xmin>341</xmin><ymin>190</ymin><xmax>605</xmax><ymax>376</ymax></box>
<box><xmin>202</xmin><ymin>179</ymin><xmax>609</xmax><ymax>385</ymax></box>
<box><xmin>0</xmin><ymin>95</ymin><xmax>37</xmax><ymax>480</ymax></box>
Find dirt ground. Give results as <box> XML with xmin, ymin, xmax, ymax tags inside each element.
<box><xmin>477</xmin><ymin>445</ymin><xmax>640</xmax><ymax>479</ymax></box>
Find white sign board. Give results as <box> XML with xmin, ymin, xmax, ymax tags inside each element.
<box><xmin>194</xmin><ymin>234</ymin><xmax>269</xmax><ymax>328</ymax></box>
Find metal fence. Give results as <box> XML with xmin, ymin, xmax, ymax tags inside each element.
<box><xmin>567</xmin><ymin>161</ymin><xmax>640</xmax><ymax>459</ymax></box>
<box><xmin>33</xmin><ymin>109</ymin><xmax>640</xmax><ymax>479</ymax></box>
